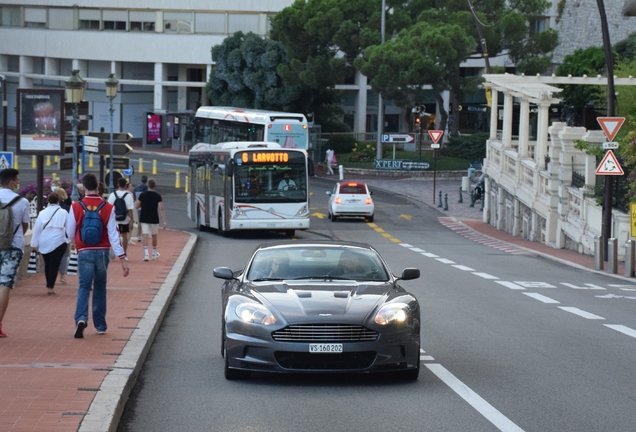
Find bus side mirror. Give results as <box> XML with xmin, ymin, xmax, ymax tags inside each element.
<box><xmin>226</xmin><ymin>161</ymin><xmax>233</xmax><ymax>176</ymax></box>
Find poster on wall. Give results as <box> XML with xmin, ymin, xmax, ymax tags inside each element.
<box><xmin>147</xmin><ymin>113</ymin><xmax>162</xmax><ymax>144</ymax></box>
<box><xmin>16</xmin><ymin>89</ymin><xmax>65</xmax><ymax>155</ymax></box>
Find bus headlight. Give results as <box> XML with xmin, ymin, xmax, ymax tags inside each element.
<box><xmin>297</xmin><ymin>205</ymin><xmax>309</xmax><ymax>216</ymax></box>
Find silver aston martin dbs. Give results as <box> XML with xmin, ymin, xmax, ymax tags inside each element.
<box><xmin>213</xmin><ymin>241</ymin><xmax>421</xmax><ymax>380</ymax></box>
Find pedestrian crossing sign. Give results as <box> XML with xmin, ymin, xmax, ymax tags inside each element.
<box><xmin>0</xmin><ymin>152</ymin><xmax>13</xmax><ymax>171</ymax></box>
<box><xmin>595</xmin><ymin>150</ymin><xmax>624</xmax><ymax>175</ymax></box>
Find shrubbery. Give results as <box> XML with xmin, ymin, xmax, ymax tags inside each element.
<box><xmin>442</xmin><ymin>132</ymin><xmax>488</xmax><ymax>164</ymax></box>
<box><xmin>326</xmin><ymin>135</ymin><xmax>357</xmax><ymax>154</ymax></box>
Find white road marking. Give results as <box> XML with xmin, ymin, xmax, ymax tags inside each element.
<box><xmin>420</xmin><ymin>355</ymin><xmax>435</xmax><ymax>361</ymax></box>
<box><xmin>522</xmin><ymin>292</ymin><xmax>560</xmax><ymax>304</ymax></box>
<box><xmin>513</xmin><ymin>281</ymin><xmax>556</xmax><ymax>289</ymax></box>
<box><xmin>604</xmin><ymin>324</ymin><xmax>636</xmax><ymax>339</ymax></box>
<box><xmin>561</xmin><ymin>283</ymin><xmax>605</xmax><ymax>290</ymax></box>
<box><xmin>400</xmin><ymin>243</ymin><xmax>414</xmax><ymax>248</ymax></box>
<box><xmin>558</xmin><ymin>307</ymin><xmax>605</xmax><ymax>320</ymax></box>
<box><xmin>426</xmin><ymin>364</ymin><xmax>525</xmax><ymax>432</ymax></box>
<box><xmin>494</xmin><ymin>281</ymin><xmax>526</xmax><ymax>290</ymax></box>
<box><xmin>436</xmin><ymin>258</ymin><xmax>456</xmax><ymax>264</ymax></box>
<box><xmin>421</xmin><ymin>252</ymin><xmax>439</xmax><ymax>258</ymax></box>
<box><xmin>473</xmin><ymin>272</ymin><xmax>499</xmax><ymax>280</ymax></box>
<box><xmin>410</xmin><ymin>248</ymin><xmax>426</xmax><ymax>252</ymax></box>
<box><xmin>452</xmin><ymin>265</ymin><xmax>475</xmax><ymax>271</ymax></box>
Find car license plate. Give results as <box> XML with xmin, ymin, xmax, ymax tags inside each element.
<box><xmin>309</xmin><ymin>343</ymin><xmax>343</xmax><ymax>353</ymax></box>
<box><xmin>346</xmin><ymin>199</ymin><xmax>359</xmax><ymax>204</ymax></box>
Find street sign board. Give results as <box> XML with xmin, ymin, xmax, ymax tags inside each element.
<box><xmin>381</xmin><ymin>134</ymin><xmax>414</xmax><ymax>143</ymax></box>
<box><xmin>82</xmin><ymin>135</ymin><xmax>99</xmax><ymax>153</ymax></box>
<box><xmin>428</xmin><ymin>130</ymin><xmax>444</xmax><ymax>144</ymax></box>
<box><xmin>0</xmin><ymin>151</ymin><xmax>14</xmax><ymax>170</ymax></box>
<box><xmin>597</xmin><ymin>117</ymin><xmax>625</xmax><ymax>141</ymax></box>
<box><xmin>123</xmin><ymin>166</ymin><xmax>134</xmax><ymax>176</ymax></box>
<box><xmin>595</xmin><ymin>150</ymin><xmax>624</xmax><ymax>175</ymax></box>
<box><xmin>105</xmin><ymin>157</ymin><xmax>130</xmax><ymax>170</ymax></box>
<box><xmin>58</xmin><ymin>157</ymin><xmax>73</xmax><ymax>170</ymax></box>
<box><xmin>431</xmin><ymin>143</ymin><xmax>440</xmax><ymax>149</ymax></box>
<box><xmin>602</xmin><ymin>142</ymin><xmax>619</xmax><ymax>150</ymax></box>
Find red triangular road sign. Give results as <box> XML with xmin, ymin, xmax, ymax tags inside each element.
<box><xmin>428</xmin><ymin>130</ymin><xmax>444</xmax><ymax>144</ymax></box>
<box><xmin>595</xmin><ymin>150</ymin><xmax>624</xmax><ymax>175</ymax></box>
<box><xmin>597</xmin><ymin>117</ymin><xmax>625</xmax><ymax>141</ymax></box>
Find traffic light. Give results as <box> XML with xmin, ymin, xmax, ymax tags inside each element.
<box><xmin>414</xmin><ymin>116</ymin><xmax>421</xmax><ymax>131</ymax></box>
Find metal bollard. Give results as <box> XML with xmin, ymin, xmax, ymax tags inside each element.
<box><xmin>438</xmin><ymin>190</ymin><xmax>443</xmax><ymax>207</ymax></box>
<box><xmin>594</xmin><ymin>236</ymin><xmax>604</xmax><ymax>270</ymax></box>
<box><xmin>608</xmin><ymin>238</ymin><xmax>618</xmax><ymax>274</ymax></box>
<box><xmin>458</xmin><ymin>187</ymin><xmax>463</xmax><ymax>203</ymax></box>
<box><xmin>443</xmin><ymin>193</ymin><xmax>448</xmax><ymax>211</ymax></box>
<box><xmin>625</xmin><ymin>240</ymin><xmax>635</xmax><ymax>277</ymax></box>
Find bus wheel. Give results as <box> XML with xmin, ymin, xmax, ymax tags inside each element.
<box><xmin>285</xmin><ymin>230</ymin><xmax>295</xmax><ymax>237</ymax></box>
<box><xmin>218</xmin><ymin>212</ymin><xmax>228</xmax><ymax>237</ymax></box>
<box><xmin>197</xmin><ymin>209</ymin><xmax>206</xmax><ymax>232</ymax></box>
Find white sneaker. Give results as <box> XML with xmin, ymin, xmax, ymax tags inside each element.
<box><xmin>152</xmin><ymin>251</ymin><xmax>160</xmax><ymax>260</ymax></box>
<box><xmin>137</xmin><ymin>236</ymin><xmax>142</xmax><ymax>242</ymax></box>
<box><xmin>143</xmin><ymin>254</ymin><xmax>149</xmax><ymax>261</ymax></box>
<box><xmin>128</xmin><ymin>239</ymin><xmax>136</xmax><ymax>245</ymax></box>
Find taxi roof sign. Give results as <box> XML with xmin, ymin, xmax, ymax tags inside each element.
<box><xmin>597</xmin><ymin>117</ymin><xmax>625</xmax><ymax>142</ymax></box>
<box><xmin>595</xmin><ymin>149</ymin><xmax>624</xmax><ymax>175</ymax></box>
<box><xmin>428</xmin><ymin>130</ymin><xmax>444</xmax><ymax>144</ymax></box>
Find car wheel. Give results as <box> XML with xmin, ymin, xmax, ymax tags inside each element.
<box><xmin>331</xmin><ymin>213</ymin><xmax>338</xmax><ymax>222</ymax></box>
<box><xmin>399</xmin><ymin>363</ymin><xmax>420</xmax><ymax>381</ymax></box>
<box><xmin>223</xmin><ymin>338</ymin><xmax>249</xmax><ymax>380</ymax></box>
<box><xmin>367</xmin><ymin>214</ymin><xmax>374</xmax><ymax>223</ymax></box>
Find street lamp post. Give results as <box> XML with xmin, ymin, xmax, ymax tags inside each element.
<box><xmin>65</xmin><ymin>70</ymin><xmax>86</xmax><ymax>202</ymax></box>
<box><xmin>0</xmin><ymin>74</ymin><xmax>7</xmax><ymax>152</ymax></box>
<box><xmin>105</xmin><ymin>73</ymin><xmax>118</xmax><ymax>193</ymax></box>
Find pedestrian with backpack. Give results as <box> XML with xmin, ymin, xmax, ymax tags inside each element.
<box><xmin>107</xmin><ymin>178</ymin><xmax>134</xmax><ymax>257</ymax></box>
<box><xmin>0</xmin><ymin>169</ymin><xmax>31</xmax><ymax>338</ymax></box>
<box><xmin>135</xmin><ymin>178</ymin><xmax>167</xmax><ymax>261</ymax></box>
<box><xmin>30</xmin><ymin>192</ymin><xmax>69</xmax><ymax>295</ymax></box>
<box><xmin>66</xmin><ymin>173</ymin><xmax>129</xmax><ymax>338</ymax></box>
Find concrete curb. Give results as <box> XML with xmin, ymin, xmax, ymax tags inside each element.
<box><xmin>78</xmin><ymin>231</ymin><xmax>198</xmax><ymax>432</ymax></box>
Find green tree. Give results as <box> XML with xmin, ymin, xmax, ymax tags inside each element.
<box><xmin>555</xmin><ymin>47</ymin><xmax>606</xmax><ymax>125</ymax></box>
<box><xmin>206</xmin><ymin>32</ymin><xmax>300</xmax><ymax>110</ymax></box>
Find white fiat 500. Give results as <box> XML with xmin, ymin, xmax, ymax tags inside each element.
<box><xmin>326</xmin><ymin>181</ymin><xmax>374</xmax><ymax>222</ymax></box>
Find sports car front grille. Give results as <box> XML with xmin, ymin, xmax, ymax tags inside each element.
<box><xmin>272</xmin><ymin>324</ymin><xmax>379</xmax><ymax>342</ymax></box>
<box><xmin>275</xmin><ymin>351</ymin><xmax>376</xmax><ymax>370</ymax></box>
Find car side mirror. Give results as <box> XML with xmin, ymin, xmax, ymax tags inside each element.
<box><xmin>326</xmin><ymin>191</ymin><xmax>332</xmax><ymax>196</ymax></box>
<box><xmin>213</xmin><ymin>267</ymin><xmax>235</xmax><ymax>280</ymax></box>
<box><xmin>399</xmin><ymin>268</ymin><xmax>420</xmax><ymax>281</ymax></box>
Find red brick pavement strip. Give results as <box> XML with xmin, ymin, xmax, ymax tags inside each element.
<box><xmin>0</xmin><ymin>229</ymin><xmax>196</xmax><ymax>432</ymax></box>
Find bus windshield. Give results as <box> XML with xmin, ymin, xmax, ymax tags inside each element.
<box><xmin>234</xmin><ymin>163</ymin><xmax>307</xmax><ymax>203</ymax></box>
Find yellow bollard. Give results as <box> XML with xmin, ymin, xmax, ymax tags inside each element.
<box><xmin>152</xmin><ymin>159</ymin><xmax>157</xmax><ymax>175</ymax></box>
<box><xmin>78</xmin><ymin>158</ymin><xmax>82</xmax><ymax>175</ymax></box>
<box><xmin>46</xmin><ymin>155</ymin><xmax>51</xmax><ymax>166</ymax></box>
<box><xmin>175</xmin><ymin>171</ymin><xmax>181</xmax><ymax>189</ymax></box>
<box><xmin>138</xmin><ymin>158</ymin><xmax>143</xmax><ymax>173</ymax></box>
<box><xmin>32</xmin><ymin>155</ymin><xmax>36</xmax><ymax>168</ymax></box>
<box><xmin>185</xmin><ymin>175</ymin><xmax>189</xmax><ymax>193</ymax></box>
<box><xmin>52</xmin><ymin>172</ymin><xmax>58</xmax><ymax>180</ymax></box>
<box><xmin>14</xmin><ymin>156</ymin><xmax>18</xmax><ymax>169</ymax></box>
<box><xmin>89</xmin><ymin>153</ymin><xmax>94</xmax><ymax>168</ymax></box>
<box><xmin>54</xmin><ymin>156</ymin><xmax>59</xmax><ymax>163</ymax></box>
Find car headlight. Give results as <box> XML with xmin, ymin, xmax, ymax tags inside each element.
<box><xmin>236</xmin><ymin>303</ymin><xmax>276</xmax><ymax>325</ymax></box>
<box><xmin>374</xmin><ymin>303</ymin><xmax>409</xmax><ymax>325</ymax></box>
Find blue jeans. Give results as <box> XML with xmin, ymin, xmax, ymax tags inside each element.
<box><xmin>74</xmin><ymin>249</ymin><xmax>110</xmax><ymax>332</ymax></box>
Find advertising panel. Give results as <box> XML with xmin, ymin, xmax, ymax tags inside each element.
<box><xmin>17</xmin><ymin>89</ymin><xmax>65</xmax><ymax>155</ymax></box>
<box><xmin>147</xmin><ymin>113</ymin><xmax>162</xmax><ymax>144</ymax></box>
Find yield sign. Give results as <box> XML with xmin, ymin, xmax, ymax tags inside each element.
<box><xmin>597</xmin><ymin>117</ymin><xmax>625</xmax><ymax>141</ymax></box>
<box><xmin>428</xmin><ymin>130</ymin><xmax>444</xmax><ymax>144</ymax></box>
<box><xmin>595</xmin><ymin>150</ymin><xmax>624</xmax><ymax>175</ymax></box>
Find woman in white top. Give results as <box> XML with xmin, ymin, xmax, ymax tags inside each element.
<box><xmin>30</xmin><ymin>193</ymin><xmax>69</xmax><ymax>295</ymax></box>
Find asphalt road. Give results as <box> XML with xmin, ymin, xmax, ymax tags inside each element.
<box><xmin>115</xmin><ymin>175</ymin><xmax>636</xmax><ymax>432</ymax></box>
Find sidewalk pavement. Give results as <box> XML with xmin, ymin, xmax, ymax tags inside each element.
<box><xmin>1</xmin><ymin>151</ymin><xmax>631</xmax><ymax>432</ymax></box>
<box><xmin>0</xmin><ymin>229</ymin><xmax>197</xmax><ymax>432</ymax></box>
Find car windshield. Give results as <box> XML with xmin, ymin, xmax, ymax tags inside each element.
<box><xmin>339</xmin><ymin>184</ymin><xmax>366</xmax><ymax>194</ymax></box>
<box><xmin>247</xmin><ymin>247</ymin><xmax>390</xmax><ymax>281</ymax></box>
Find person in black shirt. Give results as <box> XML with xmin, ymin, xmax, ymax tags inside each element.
<box><xmin>134</xmin><ymin>178</ymin><xmax>167</xmax><ymax>261</ymax></box>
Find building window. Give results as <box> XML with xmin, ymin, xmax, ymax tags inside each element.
<box><xmin>0</xmin><ymin>6</ymin><xmax>21</xmax><ymax>27</ymax></box>
<box><xmin>103</xmin><ymin>10</ymin><xmax>127</xmax><ymax>31</ymax></box>
<box><xmin>228</xmin><ymin>13</ymin><xmax>259</xmax><ymax>34</ymax></box>
<box><xmin>25</xmin><ymin>8</ymin><xmax>47</xmax><ymax>28</ymax></box>
<box><xmin>130</xmin><ymin>11</ymin><xmax>155</xmax><ymax>32</ymax></box>
<box><xmin>49</xmin><ymin>8</ymin><xmax>74</xmax><ymax>30</ymax></box>
<box><xmin>530</xmin><ymin>18</ymin><xmax>549</xmax><ymax>35</ymax></box>
<box><xmin>164</xmin><ymin>12</ymin><xmax>192</xmax><ymax>33</ymax></box>
<box><xmin>79</xmin><ymin>9</ymin><xmax>100</xmax><ymax>30</ymax></box>
<box><xmin>195</xmin><ymin>12</ymin><xmax>225</xmax><ymax>34</ymax></box>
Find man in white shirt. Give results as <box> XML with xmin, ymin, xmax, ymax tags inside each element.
<box><xmin>0</xmin><ymin>169</ymin><xmax>31</xmax><ymax>338</ymax></box>
<box><xmin>107</xmin><ymin>178</ymin><xmax>135</xmax><ymax>256</ymax></box>
<box><xmin>325</xmin><ymin>148</ymin><xmax>334</xmax><ymax>175</ymax></box>
<box><xmin>277</xmin><ymin>173</ymin><xmax>297</xmax><ymax>190</ymax></box>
